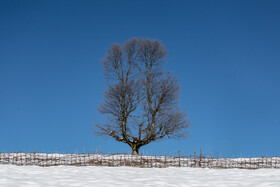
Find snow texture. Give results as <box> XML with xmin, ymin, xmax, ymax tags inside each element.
<box><xmin>0</xmin><ymin>165</ymin><xmax>280</xmax><ymax>187</ymax></box>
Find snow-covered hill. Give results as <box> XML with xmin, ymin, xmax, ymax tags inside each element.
<box><xmin>1</xmin><ymin>165</ymin><xmax>280</xmax><ymax>187</ymax></box>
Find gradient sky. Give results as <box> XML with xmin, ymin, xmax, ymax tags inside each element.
<box><xmin>0</xmin><ymin>0</ymin><xmax>279</xmax><ymax>156</ymax></box>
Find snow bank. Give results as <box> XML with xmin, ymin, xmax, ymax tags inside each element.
<box><xmin>0</xmin><ymin>165</ymin><xmax>279</xmax><ymax>187</ymax></box>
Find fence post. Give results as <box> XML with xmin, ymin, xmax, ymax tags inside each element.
<box><xmin>178</xmin><ymin>150</ymin><xmax>181</xmax><ymax>167</ymax></box>
<box><xmin>164</xmin><ymin>152</ymin><xmax>167</xmax><ymax>167</ymax></box>
<box><xmin>194</xmin><ymin>148</ymin><xmax>197</xmax><ymax>167</ymax></box>
<box><xmin>124</xmin><ymin>152</ymin><xmax>126</xmax><ymax>166</ymax></box>
<box><xmin>151</xmin><ymin>150</ymin><xmax>153</xmax><ymax>168</ymax></box>
<box><xmin>155</xmin><ymin>153</ymin><xmax>157</xmax><ymax>167</ymax></box>
<box><xmin>199</xmin><ymin>148</ymin><xmax>202</xmax><ymax>168</ymax></box>
<box><xmin>169</xmin><ymin>152</ymin><xmax>172</xmax><ymax>167</ymax></box>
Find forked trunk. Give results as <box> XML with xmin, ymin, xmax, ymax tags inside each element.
<box><xmin>131</xmin><ymin>144</ymin><xmax>140</xmax><ymax>155</ymax></box>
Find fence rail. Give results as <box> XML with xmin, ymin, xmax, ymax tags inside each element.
<box><xmin>0</xmin><ymin>151</ymin><xmax>279</xmax><ymax>169</ymax></box>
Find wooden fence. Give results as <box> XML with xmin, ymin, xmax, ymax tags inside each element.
<box><xmin>0</xmin><ymin>150</ymin><xmax>279</xmax><ymax>169</ymax></box>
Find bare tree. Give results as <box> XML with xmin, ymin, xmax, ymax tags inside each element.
<box><xmin>95</xmin><ymin>38</ymin><xmax>190</xmax><ymax>155</ymax></box>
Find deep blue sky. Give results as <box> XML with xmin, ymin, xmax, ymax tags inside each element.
<box><xmin>0</xmin><ymin>0</ymin><xmax>279</xmax><ymax>156</ymax></box>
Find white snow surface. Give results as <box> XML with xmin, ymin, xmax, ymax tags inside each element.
<box><xmin>1</xmin><ymin>165</ymin><xmax>280</xmax><ymax>187</ymax></box>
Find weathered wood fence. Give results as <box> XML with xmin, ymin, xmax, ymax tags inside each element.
<box><xmin>0</xmin><ymin>150</ymin><xmax>279</xmax><ymax>169</ymax></box>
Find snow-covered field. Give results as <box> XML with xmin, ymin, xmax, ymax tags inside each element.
<box><xmin>1</xmin><ymin>165</ymin><xmax>280</xmax><ymax>187</ymax></box>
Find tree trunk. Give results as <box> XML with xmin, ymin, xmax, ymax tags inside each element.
<box><xmin>131</xmin><ymin>144</ymin><xmax>140</xmax><ymax>155</ymax></box>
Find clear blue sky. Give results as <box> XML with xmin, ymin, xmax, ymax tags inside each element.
<box><xmin>0</xmin><ymin>0</ymin><xmax>279</xmax><ymax>156</ymax></box>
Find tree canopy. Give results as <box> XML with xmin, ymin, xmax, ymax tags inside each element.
<box><xmin>95</xmin><ymin>38</ymin><xmax>190</xmax><ymax>155</ymax></box>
